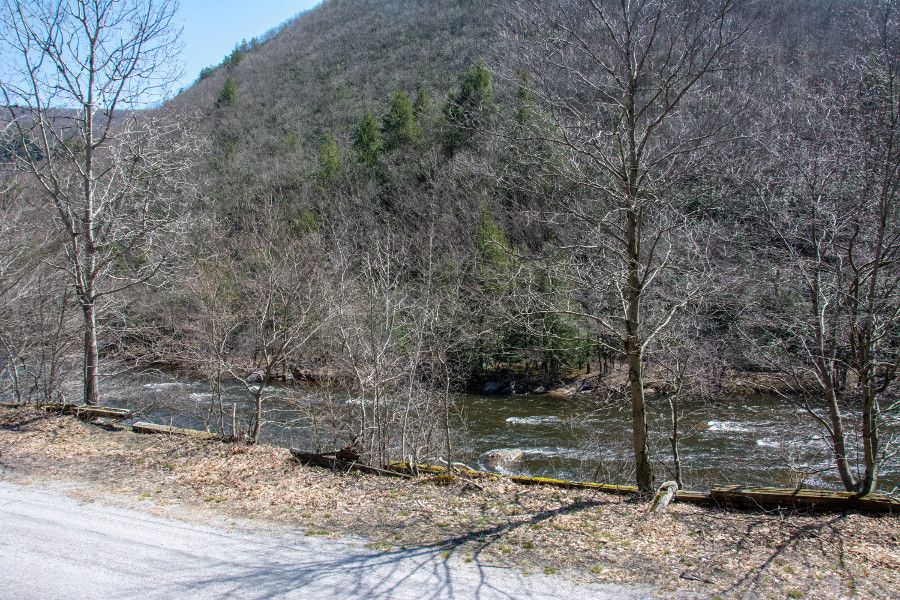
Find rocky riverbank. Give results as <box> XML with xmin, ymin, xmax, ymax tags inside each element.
<box><xmin>476</xmin><ymin>365</ymin><xmax>810</xmax><ymax>399</ymax></box>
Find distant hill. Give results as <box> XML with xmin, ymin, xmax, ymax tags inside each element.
<box><xmin>172</xmin><ymin>0</ymin><xmax>502</xmax><ymax>153</ymax></box>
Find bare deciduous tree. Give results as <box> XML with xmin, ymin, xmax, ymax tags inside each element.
<box><xmin>0</xmin><ymin>176</ymin><xmax>78</xmax><ymax>405</ymax></box>
<box><xmin>228</xmin><ymin>198</ymin><xmax>329</xmax><ymax>444</ymax></box>
<box><xmin>504</xmin><ymin>0</ymin><xmax>751</xmax><ymax>493</ymax></box>
<box><xmin>0</xmin><ymin>0</ymin><xmax>193</xmax><ymax>405</ymax></box>
<box><xmin>754</xmin><ymin>2</ymin><xmax>899</xmax><ymax>493</ymax></box>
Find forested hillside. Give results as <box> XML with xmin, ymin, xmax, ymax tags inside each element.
<box><xmin>1</xmin><ymin>0</ymin><xmax>897</xmax><ymax>495</ymax></box>
<box><xmin>170</xmin><ymin>0</ymin><xmax>502</xmax><ymax>204</ymax></box>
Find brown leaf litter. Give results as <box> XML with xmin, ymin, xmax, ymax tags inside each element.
<box><xmin>1</xmin><ymin>407</ymin><xmax>897</xmax><ymax>599</ymax></box>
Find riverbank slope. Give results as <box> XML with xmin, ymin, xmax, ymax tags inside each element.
<box><xmin>1</xmin><ymin>407</ymin><xmax>897</xmax><ymax>599</ymax></box>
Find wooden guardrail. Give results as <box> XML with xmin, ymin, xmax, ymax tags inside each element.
<box><xmin>131</xmin><ymin>421</ymin><xmax>222</xmax><ymax>441</ymax></box>
<box><xmin>709</xmin><ymin>485</ymin><xmax>900</xmax><ymax>514</ymax></box>
<box><xmin>384</xmin><ymin>463</ymin><xmax>897</xmax><ymax>513</ymax></box>
<box><xmin>385</xmin><ymin>462</ymin><xmax>641</xmax><ymax>495</ymax></box>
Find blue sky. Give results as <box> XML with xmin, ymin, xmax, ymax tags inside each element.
<box><xmin>175</xmin><ymin>0</ymin><xmax>322</xmax><ymax>92</ymax></box>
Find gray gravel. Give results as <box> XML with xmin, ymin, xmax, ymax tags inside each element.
<box><xmin>0</xmin><ymin>481</ymin><xmax>656</xmax><ymax>599</ymax></box>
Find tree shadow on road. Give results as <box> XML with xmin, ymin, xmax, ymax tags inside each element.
<box><xmin>138</xmin><ymin>495</ymin><xmax>645</xmax><ymax>600</ymax></box>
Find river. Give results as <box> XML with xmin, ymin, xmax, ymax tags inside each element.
<box><xmin>99</xmin><ymin>373</ymin><xmax>899</xmax><ymax>492</ymax></box>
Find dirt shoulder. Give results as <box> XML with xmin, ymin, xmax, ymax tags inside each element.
<box><xmin>1</xmin><ymin>407</ymin><xmax>897</xmax><ymax>599</ymax></box>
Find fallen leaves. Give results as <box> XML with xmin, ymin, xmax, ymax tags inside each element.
<box><xmin>1</xmin><ymin>406</ymin><xmax>897</xmax><ymax>599</ymax></box>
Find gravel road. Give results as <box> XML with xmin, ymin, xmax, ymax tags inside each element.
<box><xmin>0</xmin><ymin>481</ymin><xmax>655</xmax><ymax>599</ymax></box>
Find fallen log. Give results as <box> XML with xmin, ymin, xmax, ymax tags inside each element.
<box><xmin>42</xmin><ymin>404</ymin><xmax>131</xmax><ymax>421</ymax></box>
<box><xmin>70</xmin><ymin>406</ymin><xmax>131</xmax><ymax>421</ymax></box>
<box><xmin>291</xmin><ymin>450</ymin><xmax>412</xmax><ymax>479</ymax></box>
<box><xmin>88</xmin><ymin>417</ymin><xmax>128</xmax><ymax>431</ymax></box>
<box><xmin>387</xmin><ymin>462</ymin><xmax>506</xmax><ymax>483</ymax></box>
<box><xmin>386</xmin><ymin>462</ymin><xmax>500</xmax><ymax>481</ymax></box>
<box><xmin>385</xmin><ymin>464</ymin><xmax>896</xmax><ymax>513</ymax></box>
<box><xmin>131</xmin><ymin>422</ymin><xmax>222</xmax><ymax>441</ymax></box>
<box><xmin>385</xmin><ymin>462</ymin><xmax>640</xmax><ymax>495</ymax></box>
<box><xmin>674</xmin><ymin>490</ymin><xmax>715</xmax><ymax>505</ymax></box>
<box><xmin>710</xmin><ymin>485</ymin><xmax>899</xmax><ymax>514</ymax></box>
<box><xmin>508</xmin><ymin>474</ymin><xmax>639</xmax><ymax>495</ymax></box>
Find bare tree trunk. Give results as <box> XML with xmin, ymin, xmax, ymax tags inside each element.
<box><xmin>2</xmin><ymin>338</ymin><xmax>22</xmax><ymax>404</ymax></box>
<box><xmin>2</xmin><ymin>0</ymin><xmax>187</xmax><ymax>410</ymax></box>
<box><xmin>626</xmin><ymin>209</ymin><xmax>653</xmax><ymax>494</ymax></box>
<box><xmin>215</xmin><ymin>374</ymin><xmax>226</xmax><ymax>436</ymax></box>
<box><xmin>860</xmin><ymin>375</ymin><xmax>879</xmax><ymax>494</ymax></box>
<box><xmin>811</xmin><ymin>274</ymin><xmax>858</xmax><ymax>491</ymax></box>
<box><xmin>248</xmin><ymin>379</ymin><xmax>266</xmax><ymax>443</ymax></box>
<box><xmin>44</xmin><ymin>290</ymin><xmax>69</xmax><ymax>404</ymax></box>
<box><xmin>81</xmin><ymin>303</ymin><xmax>99</xmax><ymax>406</ymax></box>
<box><xmin>857</xmin><ymin>185</ymin><xmax>891</xmax><ymax>495</ymax></box>
<box><xmin>442</xmin><ymin>359</ymin><xmax>453</xmax><ymax>470</ymax></box>
<box><xmin>81</xmin><ymin>45</ymin><xmax>98</xmax><ymax>407</ymax></box>
<box><xmin>668</xmin><ymin>395</ymin><xmax>683</xmax><ymax>490</ymax></box>
<box><xmin>507</xmin><ymin>0</ymin><xmax>750</xmax><ymax>497</ymax></box>
<box><xmin>824</xmin><ymin>385</ymin><xmax>857</xmax><ymax>491</ymax></box>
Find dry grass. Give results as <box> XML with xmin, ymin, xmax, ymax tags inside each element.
<box><xmin>1</xmin><ymin>407</ymin><xmax>897</xmax><ymax>599</ymax></box>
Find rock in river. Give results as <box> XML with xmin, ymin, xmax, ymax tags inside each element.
<box><xmin>481</xmin><ymin>448</ymin><xmax>524</xmax><ymax>473</ymax></box>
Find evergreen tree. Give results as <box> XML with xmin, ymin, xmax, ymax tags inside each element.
<box><xmin>316</xmin><ymin>131</ymin><xmax>341</xmax><ymax>186</ymax></box>
<box><xmin>515</xmin><ymin>71</ymin><xmax>534</xmax><ymax>127</ymax></box>
<box><xmin>442</xmin><ymin>63</ymin><xmax>497</xmax><ymax>155</ymax></box>
<box><xmin>218</xmin><ymin>77</ymin><xmax>237</xmax><ymax>107</ymax></box>
<box><xmin>382</xmin><ymin>91</ymin><xmax>421</xmax><ymax>150</ymax></box>
<box><xmin>413</xmin><ymin>84</ymin><xmax>433</xmax><ymax>120</ymax></box>
<box><xmin>0</xmin><ymin>130</ymin><xmax>43</xmax><ymax>163</ymax></box>
<box><xmin>474</xmin><ymin>204</ymin><xmax>512</xmax><ymax>274</ymax></box>
<box><xmin>466</xmin><ymin>204</ymin><xmax>514</xmax><ymax>378</ymax></box>
<box><xmin>353</xmin><ymin>112</ymin><xmax>383</xmax><ymax>167</ymax></box>
<box><xmin>226</xmin><ymin>41</ymin><xmax>246</xmax><ymax>67</ymax></box>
